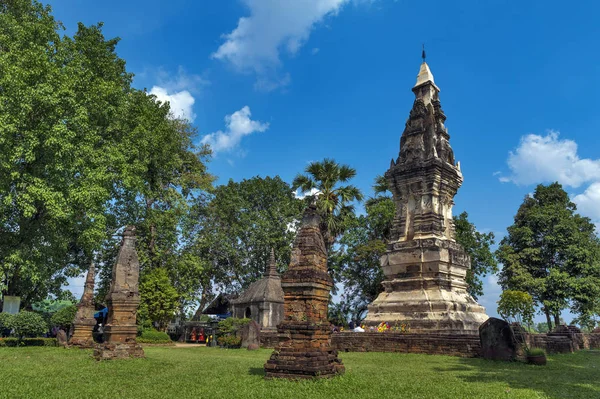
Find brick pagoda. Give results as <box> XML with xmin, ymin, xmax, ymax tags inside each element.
<box><xmin>69</xmin><ymin>262</ymin><xmax>97</xmax><ymax>348</ymax></box>
<box><xmin>364</xmin><ymin>58</ymin><xmax>489</xmax><ymax>333</ymax></box>
<box><xmin>264</xmin><ymin>204</ymin><xmax>344</xmax><ymax>379</ymax></box>
<box><xmin>94</xmin><ymin>226</ymin><xmax>145</xmax><ymax>359</ymax></box>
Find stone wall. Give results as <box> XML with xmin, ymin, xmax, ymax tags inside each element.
<box><xmin>272</xmin><ymin>331</ymin><xmax>600</xmax><ymax>358</ymax></box>
<box><xmin>260</xmin><ymin>330</ymin><xmax>279</xmax><ymax>348</ymax></box>
<box><xmin>330</xmin><ymin>332</ymin><xmax>481</xmax><ymax>358</ymax></box>
<box><xmin>584</xmin><ymin>333</ymin><xmax>600</xmax><ymax>349</ymax></box>
<box><xmin>525</xmin><ymin>332</ymin><xmax>600</xmax><ymax>354</ymax></box>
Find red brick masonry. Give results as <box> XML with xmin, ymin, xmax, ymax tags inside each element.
<box><xmin>262</xmin><ymin>332</ymin><xmax>600</xmax><ymax>357</ymax></box>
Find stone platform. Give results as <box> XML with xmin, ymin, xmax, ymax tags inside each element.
<box><xmin>94</xmin><ymin>341</ymin><xmax>145</xmax><ymax>360</ymax></box>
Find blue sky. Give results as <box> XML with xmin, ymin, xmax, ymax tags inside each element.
<box><xmin>53</xmin><ymin>0</ymin><xmax>600</xmax><ymax>322</ymax></box>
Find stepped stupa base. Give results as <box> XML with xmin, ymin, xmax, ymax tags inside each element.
<box><xmin>365</xmin><ymin>286</ymin><xmax>488</xmax><ymax>334</ymax></box>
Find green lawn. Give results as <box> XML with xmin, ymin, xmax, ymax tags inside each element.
<box><xmin>0</xmin><ymin>347</ymin><xmax>598</xmax><ymax>399</ymax></box>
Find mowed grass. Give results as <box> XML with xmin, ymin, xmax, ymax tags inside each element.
<box><xmin>0</xmin><ymin>347</ymin><xmax>598</xmax><ymax>399</ymax></box>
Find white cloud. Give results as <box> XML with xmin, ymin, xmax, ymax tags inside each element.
<box><xmin>211</xmin><ymin>0</ymin><xmax>352</xmax><ymax>90</ymax></box>
<box><xmin>500</xmin><ymin>131</ymin><xmax>600</xmax><ymax>234</ymax></box>
<box><xmin>201</xmin><ymin>106</ymin><xmax>269</xmax><ymax>153</ymax></box>
<box><xmin>150</xmin><ymin>86</ymin><xmax>196</xmax><ymax>121</ymax></box>
<box><xmin>573</xmin><ymin>182</ymin><xmax>600</xmax><ymax>233</ymax></box>
<box><xmin>294</xmin><ymin>187</ymin><xmax>322</xmax><ymax>199</ymax></box>
<box><xmin>147</xmin><ymin>67</ymin><xmax>209</xmax><ymax>122</ymax></box>
<box><xmin>500</xmin><ymin>131</ymin><xmax>600</xmax><ymax>188</ymax></box>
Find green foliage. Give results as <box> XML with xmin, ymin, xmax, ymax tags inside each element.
<box><xmin>0</xmin><ymin>337</ymin><xmax>57</xmax><ymax>347</ymax></box>
<box><xmin>535</xmin><ymin>322</ymin><xmax>549</xmax><ymax>333</ymax></box>
<box><xmin>331</xmin><ymin>191</ymin><xmax>394</xmax><ymax>319</ymax></box>
<box><xmin>0</xmin><ymin>0</ymin><xmax>135</xmax><ymax>305</ymax></box>
<box><xmin>216</xmin><ymin>318</ymin><xmax>249</xmax><ymax>349</ymax></box>
<box><xmin>525</xmin><ymin>347</ymin><xmax>546</xmax><ymax>357</ymax></box>
<box><xmin>0</xmin><ymin>313</ymin><xmax>15</xmax><ymax>336</ymax></box>
<box><xmin>0</xmin><ymin>1</ymin><xmax>213</xmax><ymax>313</ymax></box>
<box><xmin>137</xmin><ymin>329</ymin><xmax>172</xmax><ymax>344</ymax></box>
<box><xmin>49</xmin><ymin>305</ymin><xmax>77</xmax><ymax>330</ymax></box>
<box><xmin>217</xmin><ymin>318</ymin><xmax>250</xmax><ymax>335</ymax></box>
<box><xmin>497</xmin><ymin>290</ymin><xmax>535</xmax><ymax>327</ymax></box>
<box><xmin>217</xmin><ymin>335</ymin><xmax>242</xmax><ymax>348</ymax></box>
<box><xmin>186</xmin><ymin>176</ymin><xmax>303</xmax><ymax>296</ymax></box>
<box><xmin>139</xmin><ymin>268</ymin><xmax>179</xmax><ymax>331</ymax></box>
<box><xmin>453</xmin><ymin>212</ymin><xmax>498</xmax><ymax>300</ymax></box>
<box><xmin>11</xmin><ymin>311</ymin><xmax>47</xmax><ymax>338</ymax></box>
<box><xmin>497</xmin><ymin>183</ymin><xmax>600</xmax><ymax>330</ymax></box>
<box><xmin>292</xmin><ymin>158</ymin><xmax>363</xmax><ymax>250</ymax></box>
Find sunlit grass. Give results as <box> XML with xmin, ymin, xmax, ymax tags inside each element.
<box><xmin>0</xmin><ymin>346</ymin><xmax>598</xmax><ymax>399</ymax></box>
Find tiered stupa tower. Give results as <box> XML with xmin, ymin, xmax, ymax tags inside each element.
<box><xmin>94</xmin><ymin>226</ymin><xmax>145</xmax><ymax>359</ymax></box>
<box><xmin>365</xmin><ymin>58</ymin><xmax>488</xmax><ymax>333</ymax></box>
<box><xmin>264</xmin><ymin>204</ymin><xmax>344</xmax><ymax>379</ymax></box>
<box><xmin>69</xmin><ymin>262</ymin><xmax>97</xmax><ymax>347</ymax></box>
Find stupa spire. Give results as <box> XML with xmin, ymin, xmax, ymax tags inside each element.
<box><xmin>266</xmin><ymin>248</ymin><xmax>278</xmax><ymax>277</ymax></box>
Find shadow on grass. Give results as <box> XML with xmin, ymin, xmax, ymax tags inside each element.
<box><xmin>436</xmin><ymin>352</ymin><xmax>599</xmax><ymax>399</ymax></box>
<box><xmin>248</xmin><ymin>367</ymin><xmax>265</xmax><ymax>377</ymax></box>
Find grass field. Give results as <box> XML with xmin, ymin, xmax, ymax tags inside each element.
<box><xmin>0</xmin><ymin>347</ymin><xmax>598</xmax><ymax>399</ymax></box>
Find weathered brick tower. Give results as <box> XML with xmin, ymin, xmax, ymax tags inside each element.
<box><xmin>364</xmin><ymin>58</ymin><xmax>489</xmax><ymax>333</ymax></box>
<box><xmin>69</xmin><ymin>262</ymin><xmax>96</xmax><ymax>347</ymax></box>
<box><xmin>264</xmin><ymin>204</ymin><xmax>344</xmax><ymax>379</ymax></box>
<box><xmin>94</xmin><ymin>226</ymin><xmax>144</xmax><ymax>359</ymax></box>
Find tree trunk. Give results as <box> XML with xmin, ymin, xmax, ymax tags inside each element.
<box><xmin>553</xmin><ymin>312</ymin><xmax>561</xmax><ymax>329</ymax></box>
<box><xmin>544</xmin><ymin>309</ymin><xmax>553</xmax><ymax>331</ymax></box>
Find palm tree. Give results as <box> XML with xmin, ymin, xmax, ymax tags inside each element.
<box><xmin>292</xmin><ymin>158</ymin><xmax>363</xmax><ymax>249</ymax></box>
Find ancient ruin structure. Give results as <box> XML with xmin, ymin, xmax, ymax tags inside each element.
<box><xmin>364</xmin><ymin>59</ymin><xmax>489</xmax><ymax>333</ymax></box>
<box><xmin>231</xmin><ymin>248</ymin><xmax>284</xmax><ymax>330</ymax></box>
<box><xmin>265</xmin><ymin>204</ymin><xmax>344</xmax><ymax>379</ymax></box>
<box><xmin>94</xmin><ymin>226</ymin><xmax>145</xmax><ymax>359</ymax></box>
<box><xmin>69</xmin><ymin>262</ymin><xmax>97</xmax><ymax>347</ymax></box>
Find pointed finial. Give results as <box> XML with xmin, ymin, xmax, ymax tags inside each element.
<box><xmin>267</xmin><ymin>248</ymin><xmax>278</xmax><ymax>277</ymax></box>
<box><xmin>422</xmin><ymin>44</ymin><xmax>426</xmax><ymax>63</ymax></box>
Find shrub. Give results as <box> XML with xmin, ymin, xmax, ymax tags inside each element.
<box><xmin>11</xmin><ymin>311</ymin><xmax>48</xmax><ymax>338</ymax></box>
<box><xmin>50</xmin><ymin>305</ymin><xmax>77</xmax><ymax>330</ymax></box>
<box><xmin>218</xmin><ymin>318</ymin><xmax>250</xmax><ymax>335</ymax></box>
<box><xmin>0</xmin><ymin>313</ymin><xmax>15</xmax><ymax>337</ymax></box>
<box><xmin>138</xmin><ymin>329</ymin><xmax>172</xmax><ymax>343</ymax></box>
<box><xmin>526</xmin><ymin>347</ymin><xmax>546</xmax><ymax>357</ymax></box>
<box><xmin>216</xmin><ymin>318</ymin><xmax>250</xmax><ymax>349</ymax></box>
<box><xmin>217</xmin><ymin>335</ymin><xmax>241</xmax><ymax>348</ymax></box>
<box><xmin>497</xmin><ymin>290</ymin><xmax>535</xmax><ymax>327</ymax></box>
<box><xmin>0</xmin><ymin>338</ymin><xmax>57</xmax><ymax>347</ymax></box>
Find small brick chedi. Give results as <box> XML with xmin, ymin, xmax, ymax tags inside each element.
<box><xmin>69</xmin><ymin>262</ymin><xmax>97</xmax><ymax>347</ymax></box>
<box><xmin>264</xmin><ymin>204</ymin><xmax>344</xmax><ymax>379</ymax></box>
<box><xmin>94</xmin><ymin>226</ymin><xmax>144</xmax><ymax>360</ymax></box>
<box><xmin>364</xmin><ymin>60</ymin><xmax>489</xmax><ymax>333</ymax></box>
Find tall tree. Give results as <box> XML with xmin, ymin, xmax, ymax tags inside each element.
<box><xmin>453</xmin><ymin>212</ymin><xmax>498</xmax><ymax>300</ymax></box>
<box><xmin>292</xmin><ymin>158</ymin><xmax>363</xmax><ymax>250</ymax></box>
<box><xmin>0</xmin><ymin>1</ymin><xmax>132</xmax><ymax>305</ymax></box>
<box><xmin>497</xmin><ymin>182</ymin><xmax>600</xmax><ymax>330</ymax></box>
<box><xmin>331</xmin><ymin>195</ymin><xmax>394</xmax><ymax>321</ymax></box>
<box><xmin>185</xmin><ymin>176</ymin><xmax>303</xmax><ymax>311</ymax></box>
<box><xmin>94</xmin><ymin>90</ymin><xmax>214</xmax><ymax>323</ymax></box>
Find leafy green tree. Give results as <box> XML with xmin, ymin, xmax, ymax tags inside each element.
<box><xmin>0</xmin><ymin>313</ymin><xmax>15</xmax><ymax>337</ymax></box>
<box><xmin>497</xmin><ymin>183</ymin><xmax>600</xmax><ymax>331</ymax></box>
<box><xmin>186</xmin><ymin>176</ymin><xmax>303</xmax><ymax>304</ymax></box>
<box><xmin>331</xmin><ymin>195</ymin><xmax>394</xmax><ymax>319</ymax></box>
<box><xmin>139</xmin><ymin>268</ymin><xmax>179</xmax><ymax>331</ymax></box>
<box><xmin>453</xmin><ymin>212</ymin><xmax>498</xmax><ymax>300</ymax></box>
<box><xmin>497</xmin><ymin>290</ymin><xmax>535</xmax><ymax>328</ymax></box>
<box><xmin>292</xmin><ymin>158</ymin><xmax>363</xmax><ymax>249</ymax></box>
<box><xmin>50</xmin><ymin>305</ymin><xmax>77</xmax><ymax>331</ymax></box>
<box><xmin>11</xmin><ymin>311</ymin><xmax>47</xmax><ymax>338</ymax></box>
<box><xmin>0</xmin><ymin>1</ymin><xmax>133</xmax><ymax>305</ymax></box>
